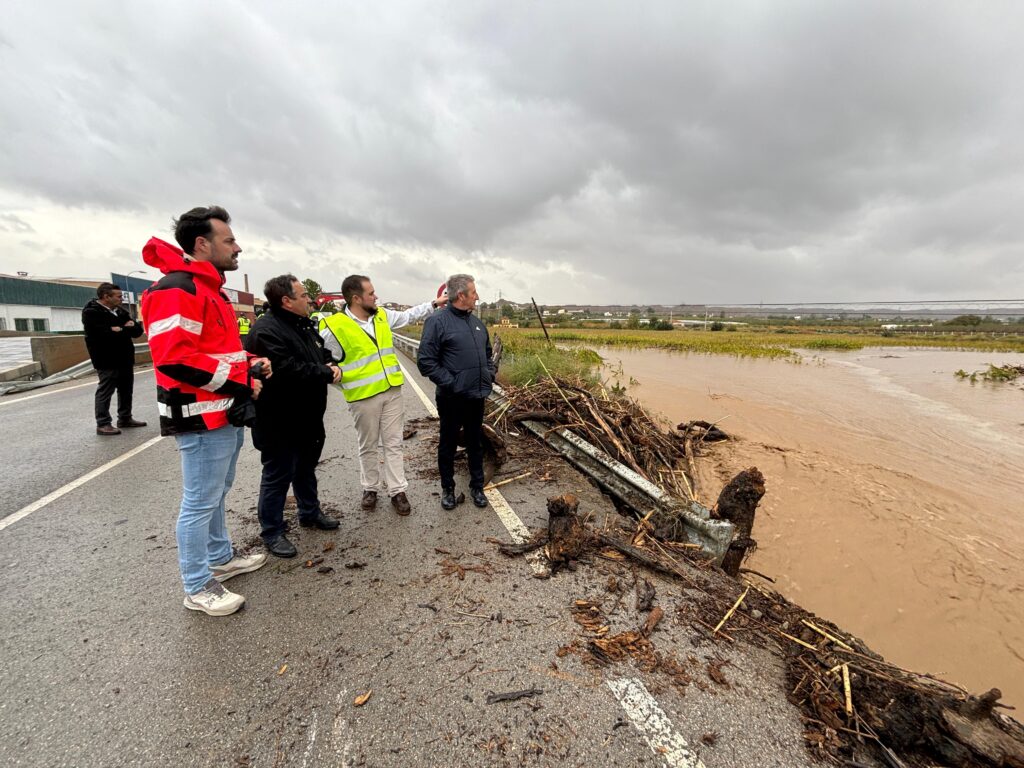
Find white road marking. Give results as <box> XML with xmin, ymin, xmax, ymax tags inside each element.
<box><xmin>398</xmin><ymin>361</ymin><xmax>437</xmax><ymax>417</ymax></box>
<box><xmin>400</xmin><ymin>361</ymin><xmax>549</xmax><ymax>576</ymax></box>
<box><xmin>300</xmin><ymin>710</ymin><xmax>319</xmax><ymax>768</ymax></box>
<box><xmin>606</xmin><ymin>678</ymin><xmax>707</xmax><ymax>768</ymax></box>
<box><xmin>485</xmin><ymin>487</ymin><xmax>549</xmax><ymax>577</ymax></box>
<box><xmin>0</xmin><ymin>436</ymin><xmax>165</xmax><ymax>533</ymax></box>
<box><xmin>0</xmin><ymin>367</ymin><xmax>155</xmax><ymax>408</ymax></box>
<box><xmin>332</xmin><ymin>689</ymin><xmax>354</xmax><ymax>767</ymax></box>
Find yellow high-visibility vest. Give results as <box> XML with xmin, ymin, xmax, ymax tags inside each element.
<box><xmin>237</xmin><ymin>316</ymin><xmax>251</xmax><ymax>335</ymax></box>
<box><xmin>323</xmin><ymin>311</ymin><xmax>404</xmax><ymax>402</ymax></box>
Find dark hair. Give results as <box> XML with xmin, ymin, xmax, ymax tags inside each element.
<box><xmin>97</xmin><ymin>282</ymin><xmax>120</xmax><ymax>299</ymax></box>
<box><xmin>341</xmin><ymin>274</ymin><xmax>370</xmax><ymax>304</ymax></box>
<box><xmin>264</xmin><ymin>274</ymin><xmax>299</xmax><ymax>309</ymax></box>
<box><xmin>173</xmin><ymin>206</ymin><xmax>231</xmax><ymax>255</ymax></box>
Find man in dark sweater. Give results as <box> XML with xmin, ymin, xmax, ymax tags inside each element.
<box><xmin>82</xmin><ymin>282</ymin><xmax>146</xmax><ymax>435</ymax></box>
<box><xmin>417</xmin><ymin>273</ymin><xmax>495</xmax><ymax>510</ymax></box>
<box><xmin>244</xmin><ymin>275</ymin><xmax>342</xmax><ymax>558</ymax></box>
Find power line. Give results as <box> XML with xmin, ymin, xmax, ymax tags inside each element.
<box><xmin>705</xmin><ymin>299</ymin><xmax>1024</xmax><ymax>307</ymax></box>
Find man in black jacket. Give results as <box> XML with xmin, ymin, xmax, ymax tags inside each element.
<box><xmin>82</xmin><ymin>283</ymin><xmax>146</xmax><ymax>435</ymax></box>
<box><xmin>245</xmin><ymin>275</ymin><xmax>342</xmax><ymax>558</ymax></box>
<box><xmin>417</xmin><ymin>273</ymin><xmax>495</xmax><ymax>510</ymax></box>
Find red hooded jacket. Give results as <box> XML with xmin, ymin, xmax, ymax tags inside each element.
<box><xmin>140</xmin><ymin>237</ymin><xmax>253</xmax><ymax>436</ymax></box>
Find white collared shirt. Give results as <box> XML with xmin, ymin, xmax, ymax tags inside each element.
<box><xmin>320</xmin><ymin>301</ymin><xmax>434</xmax><ymax>362</ymax></box>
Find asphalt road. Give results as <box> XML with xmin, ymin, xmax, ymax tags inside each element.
<box><xmin>0</xmin><ymin>356</ymin><xmax>828</xmax><ymax>768</ymax></box>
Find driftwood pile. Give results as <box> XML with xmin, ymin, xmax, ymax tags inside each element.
<box><xmin>500</xmin><ymin>494</ymin><xmax>1024</xmax><ymax>768</ymax></box>
<box><xmin>489</xmin><ymin>377</ymin><xmax>726</xmax><ymax>502</ymax></box>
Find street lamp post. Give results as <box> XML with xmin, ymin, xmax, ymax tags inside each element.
<box><xmin>125</xmin><ymin>270</ymin><xmax>148</xmax><ymax>320</ymax></box>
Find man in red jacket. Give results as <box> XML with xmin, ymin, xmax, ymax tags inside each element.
<box><xmin>141</xmin><ymin>206</ymin><xmax>273</xmax><ymax>617</ymax></box>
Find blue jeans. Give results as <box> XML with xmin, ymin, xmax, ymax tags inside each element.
<box><xmin>175</xmin><ymin>426</ymin><xmax>244</xmax><ymax>594</ymax></box>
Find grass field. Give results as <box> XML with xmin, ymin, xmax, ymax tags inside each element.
<box><xmin>490</xmin><ymin>327</ymin><xmax>1024</xmax><ymax>359</ymax></box>
<box><xmin>397</xmin><ymin>322</ymin><xmax>1024</xmax><ymax>387</ymax></box>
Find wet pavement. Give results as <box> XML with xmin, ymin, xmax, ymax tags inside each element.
<box><xmin>0</xmin><ymin>356</ymin><xmax>825</xmax><ymax>768</ymax></box>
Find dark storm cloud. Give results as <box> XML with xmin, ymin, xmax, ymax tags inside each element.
<box><xmin>1</xmin><ymin>0</ymin><xmax>1022</xmax><ymax>302</ymax></box>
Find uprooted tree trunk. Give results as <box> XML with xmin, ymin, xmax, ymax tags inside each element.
<box><xmin>545</xmin><ymin>493</ymin><xmax>592</xmax><ymax>568</ymax></box>
<box><xmin>716</xmin><ymin>467</ymin><xmax>765</xmax><ymax>577</ymax></box>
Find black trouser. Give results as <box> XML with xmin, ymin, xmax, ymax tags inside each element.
<box><xmin>257</xmin><ymin>437</ymin><xmax>325</xmax><ymax>540</ymax></box>
<box><xmin>95</xmin><ymin>366</ymin><xmax>134</xmax><ymax>426</ymax></box>
<box><xmin>436</xmin><ymin>391</ymin><xmax>485</xmax><ymax>491</ymax></box>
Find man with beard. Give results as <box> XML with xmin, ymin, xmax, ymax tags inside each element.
<box><xmin>321</xmin><ymin>275</ymin><xmax>446</xmax><ymax>515</ymax></box>
<box><xmin>141</xmin><ymin>206</ymin><xmax>272</xmax><ymax>617</ymax></box>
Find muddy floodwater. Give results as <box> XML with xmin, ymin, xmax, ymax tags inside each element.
<box><xmin>599</xmin><ymin>345</ymin><xmax>1024</xmax><ymax>707</ymax></box>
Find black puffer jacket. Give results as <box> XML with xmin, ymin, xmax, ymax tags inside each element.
<box><xmin>417</xmin><ymin>305</ymin><xmax>495</xmax><ymax>399</ymax></box>
<box><xmin>82</xmin><ymin>299</ymin><xmax>143</xmax><ymax>370</ymax></box>
<box><xmin>244</xmin><ymin>308</ymin><xmax>335</xmax><ymax>451</ymax></box>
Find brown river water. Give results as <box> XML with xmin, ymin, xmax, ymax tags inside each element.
<box><xmin>598</xmin><ymin>346</ymin><xmax>1024</xmax><ymax>707</ymax></box>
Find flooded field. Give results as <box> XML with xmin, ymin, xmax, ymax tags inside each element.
<box><xmin>599</xmin><ymin>345</ymin><xmax>1024</xmax><ymax>707</ymax></box>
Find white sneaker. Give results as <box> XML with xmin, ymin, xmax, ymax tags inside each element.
<box><xmin>183</xmin><ymin>580</ymin><xmax>245</xmax><ymax>616</ymax></box>
<box><xmin>211</xmin><ymin>550</ymin><xmax>268</xmax><ymax>583</ymax></box>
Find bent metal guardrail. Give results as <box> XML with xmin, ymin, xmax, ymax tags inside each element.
<box><xmin>392</xmin><ymin>332</ymin><xmax>735</xmax><ymax>564</ymax></box>
<box><xmin>0</xmin><ymin>343</ymin><xmax>151</xmax><ymax>396</ymax></box>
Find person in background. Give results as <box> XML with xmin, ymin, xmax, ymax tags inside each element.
<box><xmin>245</xmin><ymin>275</ymin><xmax>342</xmax><ymax>558</ymax></box>
<box><xmin>321</xmin><ymin>275</ymin><xmax>446</xmax><ymax>515</ymax></box>
<box><xmin>237</xmin><ymin>315</ymin><xmax>251</xmax><ymax>336</ymax></box>
<box><xmin>82</xmin><ymin>282</ymin><xmax>147</xmax><ymax>435</ymax></box>
<box><xmin>416</xmin><ymin>274</ymin><xmax>494</xmax><ymax>510</ymax></box>
<box><xmin>141</xmin><ymin>205</ymin><xmax>272</xmax><ymax>617</ymax></box>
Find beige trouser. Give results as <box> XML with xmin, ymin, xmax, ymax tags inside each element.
<box><xmin>347</xmin><ymin>386</ymin><xmax>407</xmax><ymax>496</ymax></box>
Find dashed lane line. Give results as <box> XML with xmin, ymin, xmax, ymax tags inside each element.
<box><xmin>300</xmin><ymin>710</ymin><xmax>319</xmax><ymax>768</ymax></box>
<box><xmin>401</xmin><ymin>362</ymin><xmax>696</xmax><ymax>761</ymax></box>
<box><xmin>606</xmin><ymin>678</ymin><xmax>707</xmax><ymax>768</ymax></box>
<box><xmin>485</xmin><ymin>488</ymin><xmax>549</xmax><ymax>577</ymax></box>
<box><xmin>0</xmin><ymin>435</ymin><xmax>165</xmax><ymax>533</ymax></box>
<box><xmin>398</xmin><ymin>362</ymin><xmax>549</xmax><ymax>576</ymax></box>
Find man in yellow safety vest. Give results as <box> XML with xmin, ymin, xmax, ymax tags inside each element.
<box><xmin>237</xmin><ymin>315</ymin><xmax>251</xmax><ymax>336</ymax></box>
<box><xmin>321</xmin><ymin>275</ymin><xmax>447</xmax><ymax>515</ymax></box>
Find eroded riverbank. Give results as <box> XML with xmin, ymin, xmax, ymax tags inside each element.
<box><xmin>598</xmin><ymin>346</ymin><xmax>1024</xmax><ymax>708</ymax></box>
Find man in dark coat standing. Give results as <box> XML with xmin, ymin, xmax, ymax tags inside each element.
<box><xmin>82</xmin><ymin>282</ymin><xmax>146</xmax><ymax>435</ymax></box>
<box><xmin>244</xmin><ymin>275</ymin><xmax>342</xmax><ymax>558</ymax></box>
<box><xmin>417</xmin><ymin>273</ymin><xmax>495</xmax><ymax>510</ymax></box>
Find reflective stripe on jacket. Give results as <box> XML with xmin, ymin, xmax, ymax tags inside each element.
<box><xmin>140</xmin><ymin>237</ymin><xmax>253</xmax><ymax>436</ymax></box>
<box><xmin>322</xmin><ymin>311</ymin><xmax>404</xmax><ymax>402</ymax></box>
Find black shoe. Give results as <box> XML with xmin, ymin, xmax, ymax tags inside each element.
<box><xmin>299</xmin><ymin>511</ymin><xmax>340</xmax><ymax>530</ymax></box>
<box><xmin>471</xmin><ymin>488</ymin><xmax>489</xmax><ymax>508</ymax></box>
<box><xmin>265</xmin><ymin>535</ymin><xmax>297</xmax><ymax>558</ymax></box>
<box><xmin>116</xmin><ymin>418</ymin><xmax>147</xmax><ymax>428</ymax></box>
<box><xmin>390</xmin><ymin>492</ymin><xmax>412</xmax><ymax>516</ymax></box>
<box><xmin>441</xmin><ymin>488</ymin><xmax>457</xmax><ymax>510</ymax></box>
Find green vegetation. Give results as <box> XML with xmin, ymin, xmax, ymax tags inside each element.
<box><xmin>497</xmin><ymin>333</ymin><xmax>602</xmax><ymax>387</ymax></box>
<box><xmin>492</xmin><ymin>327</ymin><xmax>1024</xmax><ymax>357</ymax></box>
<box><xmin>302</xmin><ymin>278</ymin><xmax>338</xmax><ymax>312</ymax></box>
<box><xmin>396</xmin><ymin>315</ymin><xmax>1024</xmax><ymax>388</ymax></box>
<box><xmin>954</xmin><ymin>364</ymin><xmax>1024</xmax><ymax>383</ymax></box>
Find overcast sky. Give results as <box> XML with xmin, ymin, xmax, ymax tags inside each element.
<box><xmin>2</xmin><ymin>1</ymin><xmax>1023</xmax><ymax>305</ymax></box>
